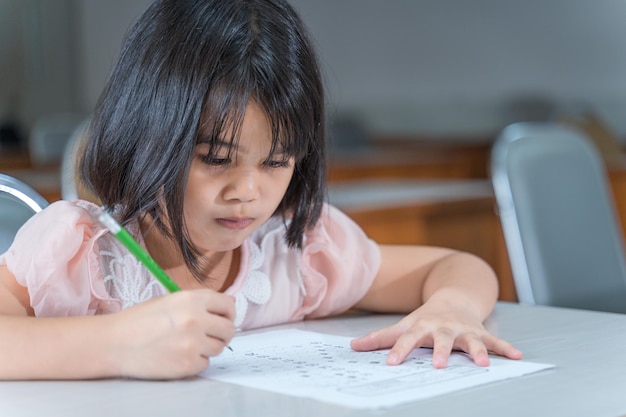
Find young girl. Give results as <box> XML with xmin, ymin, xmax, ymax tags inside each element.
<box><xmin>0</xmin><ymin>0</ymin><xmax>521</xmax><ymax>380</ymax></box>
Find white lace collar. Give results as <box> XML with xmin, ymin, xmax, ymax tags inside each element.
<box><xmin>99</xmin><ymin>224</ymin><xmax>271</xmax><ymax>328</ymax></box>
<box><xmin>231</xmin><ymin>238</ymin><xmax>271</xmax><ymax>329</ymax></box>
<box><xmin>99</xmin><ymin>222</ymin><xmax>167</xmax><ymax>309</ymax></box>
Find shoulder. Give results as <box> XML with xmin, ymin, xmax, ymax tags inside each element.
<box><xmin>3</xmin><ymin>198</ymin><xmax>107</xmax><ymax>268</ymax></box>
<box><xmin>2</xmin><ymin>199</ymin><xmax>117</xmax><ymax>316</ymax></box>
<box><xmin>308</xmin><ymin>203</ymin><xmax>371</xmax><ymax>243</ymax></box>
<box><xmin>245</xmin><ymin>203</ymin><xmax>381</xmax><ymax>323</ymax></box>
<box><xmin>8</xmin><ymin>199</ymin><xmax>105</xmax><ymax>246</ymax></box>
<box><xmin>299</xmin><ymin>204</ymin><xmax>382</xmax><ymax>317</ymax></box>
<box><xmin>249</xmin><ymin>203</ymin><xmax>371</xmax><ymax>247</ymax></box>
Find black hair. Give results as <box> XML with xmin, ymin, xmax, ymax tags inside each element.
<box><xmin>80</xmin><ymin>0</ymin><xmax>326</xmax><ymax>279</ymax></box>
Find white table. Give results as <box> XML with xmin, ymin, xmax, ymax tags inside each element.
<box><xmin>1</xmin><ymin>302</ymin><xmax>626</xmax><ymax>417</ymax></box>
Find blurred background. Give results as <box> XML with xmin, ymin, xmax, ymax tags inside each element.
<box><xmin>2</xmin><ymin>0</ymin><xmax>626</xmax><ymax>148</ymax></box>
<box><xmin>3</xmin><ymin>0</ymin><xmax>626</xmax><ymax>301</ymax></box>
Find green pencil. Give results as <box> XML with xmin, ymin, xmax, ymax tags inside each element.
<box><xmin>98</xmin><ymin>210</ymin><xmax>233</xmax><ymax>352</ymax></box>
<box><xmin>99</xmin><ymin>210</ymin><xmax>181</xmax><ymax>293</ymax></box>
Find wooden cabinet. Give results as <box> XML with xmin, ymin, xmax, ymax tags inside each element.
<box><xmin>329</xmin><ymin>179</ymin><xmax>517</xmax><ymax>302</ymax></box>
<box><xmin>328</xmin><ymin>141</ymin><xmax>490</xmax><ymax>182</ymax></box>
<box><xmin>608</xmin><ymin>168</ymin><xmax>626</xmax><ymax>241</ymax></box>
<box><xmin>329</xmin><ymin>142</ymin><xmax>518</xmax><ymax>302</ymax></box>
<box><xmin>329</xmin><ymin>140</ymin><xmax>626</xmax><ymax>304</ymax></box>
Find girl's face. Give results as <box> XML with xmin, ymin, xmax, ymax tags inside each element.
<box><xmin>183</xmin><ymin>101</ymin><xmax>295</xmax><ymax>253</ymax></box>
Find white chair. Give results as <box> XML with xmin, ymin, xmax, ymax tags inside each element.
<box><xmin>29</xmin><ymin>113</ymin><xmax>85</xmax><ymax>166</ymax></box>
<box><xmin>60</xmin><ymin>118</ymin><xmax>90</xmax><ymax>201</ymax></box>
<box><xmin>0</xmin><ymin>174</ymin><xmax>49</xmax><ymax>253</ymax></box>
<box><xmin>491</xmin><ymin>122</ymin><xmax>626</xmax><ymax>313</ymax></box>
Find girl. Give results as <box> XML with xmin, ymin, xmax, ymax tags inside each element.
<box><xmin>0</xmin><ymin>0</ymin><xmax>521</xmax><ymax>380</ymax></box>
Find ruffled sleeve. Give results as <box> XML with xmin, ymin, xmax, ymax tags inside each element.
<box><xmin>1</xmin><ymin>200</ymin><xmax>121</xmax><ymax>317</ymax></box>
<box><xmin>295</xmin><ymin>204</ymin><xmax>381</xmax><ymax>319</ymax></box>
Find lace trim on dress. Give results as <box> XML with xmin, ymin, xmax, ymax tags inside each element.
<box><xmin>100</xmin><ymin>249</ymin><xmax>165</xmax><ymax>309</ymax></box>
<box><xmin>233</xmin><ymin>239</ymin><xmax>271</xmax><ymax>328</ymax></box>
<box><xmin>98</xmin><ymin>221</ymin><xmax>272</xmax><ymax>325</ymax></box>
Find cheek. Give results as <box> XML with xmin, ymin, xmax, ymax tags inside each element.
<box><xmin>261</xmin><ymin>170</ymin><xmax>293</xmax><ymax>212</ymax></box>
<box><xmin>276</xmin><ymin>168</ymin><xmax>295</xmax><ymax>194</ymax></box>
<box><xmin>183</xmin><ymin>176</ymin><xmax>216</xmax><ymax>218</ymax></box>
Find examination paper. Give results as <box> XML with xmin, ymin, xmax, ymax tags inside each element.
<box><xmin>201</xmin><ymin>329</ymin><xmax>554</xmax><ymax>409</ymax></box>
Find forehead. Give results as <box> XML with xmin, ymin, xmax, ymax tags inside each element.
<box><xmin>197</xmin><ymin>87</ymin><xmax>306</xmax><ymax>159</ymax></box>
<box><xmin>196</xmin><ymin>101</ymin><xmax>289</xmax><ymax>154</ymax></box>
<box><xmin>197</xmin><ymin>101</ymin><xmax>268</xmax><ymax>138</ymax></box>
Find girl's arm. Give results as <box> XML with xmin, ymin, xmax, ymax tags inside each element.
<box><xmin>350</xmin><ymin>244</ymin><xmax>522</xmax><ymax>367</ymax></box>
<box><xmin>0</xmin><ymin>265</ymin><xmax>235</xmax><ymax>380</ymax></box>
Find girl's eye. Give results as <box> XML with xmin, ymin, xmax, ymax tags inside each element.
<box><xmin>264</xmin><ymin>159</ymin><xmax>292</xmax><ymax>169</ymax></box>
<box><xmin>201</xmin><ymin>154</ymin><xmax>230</xmax><ymax>166</ymax></box>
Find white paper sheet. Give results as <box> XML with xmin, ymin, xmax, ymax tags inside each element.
<box><xmin>201</xmin><ymin>329</ymin><xmax>554</xmax><ymax>409</ymax></box>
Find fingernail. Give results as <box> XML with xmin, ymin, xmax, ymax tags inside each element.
<box><xmin>387</xmin><ymin>352</ymin><xmax>400</xmax><ymax>365</ymax></box>
<box><xmin>476</xmin><ymin>354</ymin><xmax>490</xmax><ymax>367</ymax></box>
<box><xmin>433</xmin><ymin>354</ymin><xmax>447</xmax><ymax>368</ymax></box>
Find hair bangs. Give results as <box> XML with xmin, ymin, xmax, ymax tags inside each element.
<box><xmin>199</xmin><ymin>70</ymin><xmax>315</xmax><ymax>165</ymax></box>
<box><xmin>198</xmin><ymin>84</ymin><xmax>250</xmax><ymax>159</ymax></box>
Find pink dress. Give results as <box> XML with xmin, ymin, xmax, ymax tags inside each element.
<box><xmin>0</xmin><ymin>200</ymin><xmax>381</xmax><ymax>330</ymax></box>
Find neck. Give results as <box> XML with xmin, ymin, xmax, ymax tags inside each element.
<box><xmin>139</xmin><ymin>217</ymin><xmax>239</xmax><ymax>292</ymax></box>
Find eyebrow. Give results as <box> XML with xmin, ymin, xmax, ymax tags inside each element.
<box><xmin>196</xmin><ymin>135</ymin><xmax>288</xmax><ymax>156</ymax></box>
<box><xmin>197</xmin><ymin>135</ymin><xmax>243</xmax><ymax>152</ymax></box>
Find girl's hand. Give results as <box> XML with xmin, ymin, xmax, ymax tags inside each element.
<box><xmin>350</xmin><ymin>305</ymin><xmax>522</xmax><ymax>368</ymax></box>
<box><xmin>107</xmin><ymin>289</ymin><xmax>235</xmax><ymax>379</ymax></box>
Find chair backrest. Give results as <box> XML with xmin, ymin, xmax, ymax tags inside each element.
<box><xmin>29</xmin><ymin>113</ymin><xmax>84</xmax><ymax>166</ymax></box>
<box><xmin>58</xmin><ymin>116</ymin><xmax>101</xmax><ymax>204</ymax></box>
<box><xmin>61</xmin><ymin>118</ymin><xmax>90</xmax><ymax>201</ymax></box>
<box><xmin>0</xmin><ymin>174</ymin><xmax>49</xmax><ymax>253</ymax></box>
<box><xmin>491</xmin><ymin>122</ymin><xmax>626</xmax><ymax>313</ymax></box>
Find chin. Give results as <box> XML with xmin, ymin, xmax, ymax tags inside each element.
<box><xmin>199</xmin><ymin>235</ymin><xmax>248</xmax><ymax>253</ymax></box>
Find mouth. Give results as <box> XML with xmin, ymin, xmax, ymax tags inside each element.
<box><xmin>215</xmin><ymin>217</ymin><xmax>255</xmax><ymax>230</ymax></box>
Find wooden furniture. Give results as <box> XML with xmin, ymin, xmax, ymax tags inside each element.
<box><xmin>2</xmin><ymin>302</ymin><xmax>626</xmax><ymax>417</ymax></box>
<box><xmin>329</xmin><ymin>142</ymin><xmax>515</xmax><ymax>301</ymax></box>
<box><xmin>328</xmin><ymin>140</ymin><xmax>490</xmax><ymax>182</ymax></box>
<box><xmin>329</xmin><ymin>179</ymin><xmax>516</xmax><ymax>301</ymax></box>
<box><xmin>0</xmin><ymin>168</ymin><xmax>62</xmax><ymax>203</ymax></box>
<box><xmin>329</xmin><ymin>139</ymin><xmax>626</xmax><ymax>304</ymax></box>
<box><xmin>1</xmin><ymin>148</ymin><xmax>62</xmax><ymax>202</ymax></box>
<box><xmin>608</xmin><ymin>166</ymin><xmax>626</xmax><ymax>241</ymax></box>
<box><xmin>0</xmin><ymin>148</ymin><xmax>31</xmax><ymax>170</ymax></box>
<box><xmin>7</xmin><ymin>138</ymin><xmax>626</xmax><ymax>305</ymax></box>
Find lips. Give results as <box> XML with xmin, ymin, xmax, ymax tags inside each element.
<box><xmin>215</xmin><ymin>217</ymin><xmax>255</xmax><ymax>230</ymax></box>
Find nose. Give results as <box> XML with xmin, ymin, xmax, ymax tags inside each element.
<box><xmin>222</xmin><ymin>168</ymin><xmax>260</xmax><ymax>203</ymax></box>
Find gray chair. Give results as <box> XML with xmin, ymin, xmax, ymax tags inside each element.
<box><xmin>0</xmin><ymin>174</ymin><xmax>49</xmax><ymax>253</ymax></box>
<box><xmin>491</xmin><ymin>122</ymin><xmax>626</xmax><ymax>313</ymax></box>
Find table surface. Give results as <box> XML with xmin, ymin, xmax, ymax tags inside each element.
<box><xmin>1</xmin><ymin>302</ymin><xmax>625</xmax><ymax>417</ymax></box>
<box><xmin>328</xmin><ymin>178</ymin><xmax>493</xmax><ymax>211</ymax></box>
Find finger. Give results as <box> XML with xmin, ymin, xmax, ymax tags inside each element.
<box><xmin>200</xmin><ymin>334</ymin><xmax>233</xmax><ymax>358</ymax></box>
<box><xmin>460</xmin><ymin>335</ymin><xmax>491</xmax><ymax>367</ymax></box>
<box><xmin>483</xmin><ymin>334</ymin><xmax>523</xmax><ymax>360</ymax></box>
<box><xmin>217</xmin><ymin>294</ymin><xmax>236</xmax><ymax>321</ymax></box>
<box><xmin>197</xmin><ymin>314</ymin><xmax>236</xmax><ymax>358</ymax></box>
<box><xmin>386</xmin><ymin>330</ymin><xmax>430</xmax><ymax>366</ymax></box>
<box><xmin>196</xmin><ymin>290</ymin><xmax>236</xmax><ymax>320</ymax></box>
<box><xmin>430</xmin><ymin>329</ymin><xmax>455</xmax><ymax>369</ymax></box>
<box><xmin>350</xmin><ymin>325</ymin><xmax>404</xmax><ymax>352</ymax></box>
<box><xmin>202</xmin><ymin>313</ymin><xmax>236</xmax><ymax>345</ymax></box>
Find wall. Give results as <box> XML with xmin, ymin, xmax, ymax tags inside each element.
<box><xmin>289</xmin><ymin>0</ymin><xmax>626</xmax><ymax>139</ymax></box>
<box><xmin>0</xmin><ymin>0</ymin><xmax>77</xmax><ymax>141</ymax></box>
<box><xmin>3</xmin><ymin>0</ymin><xmax>626</xmax><ymax>142</ymax></box>
<box><xmin>73</xmin><ymin>0</ymin><xmax>152</xmax><ymax>114</ymax></box>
